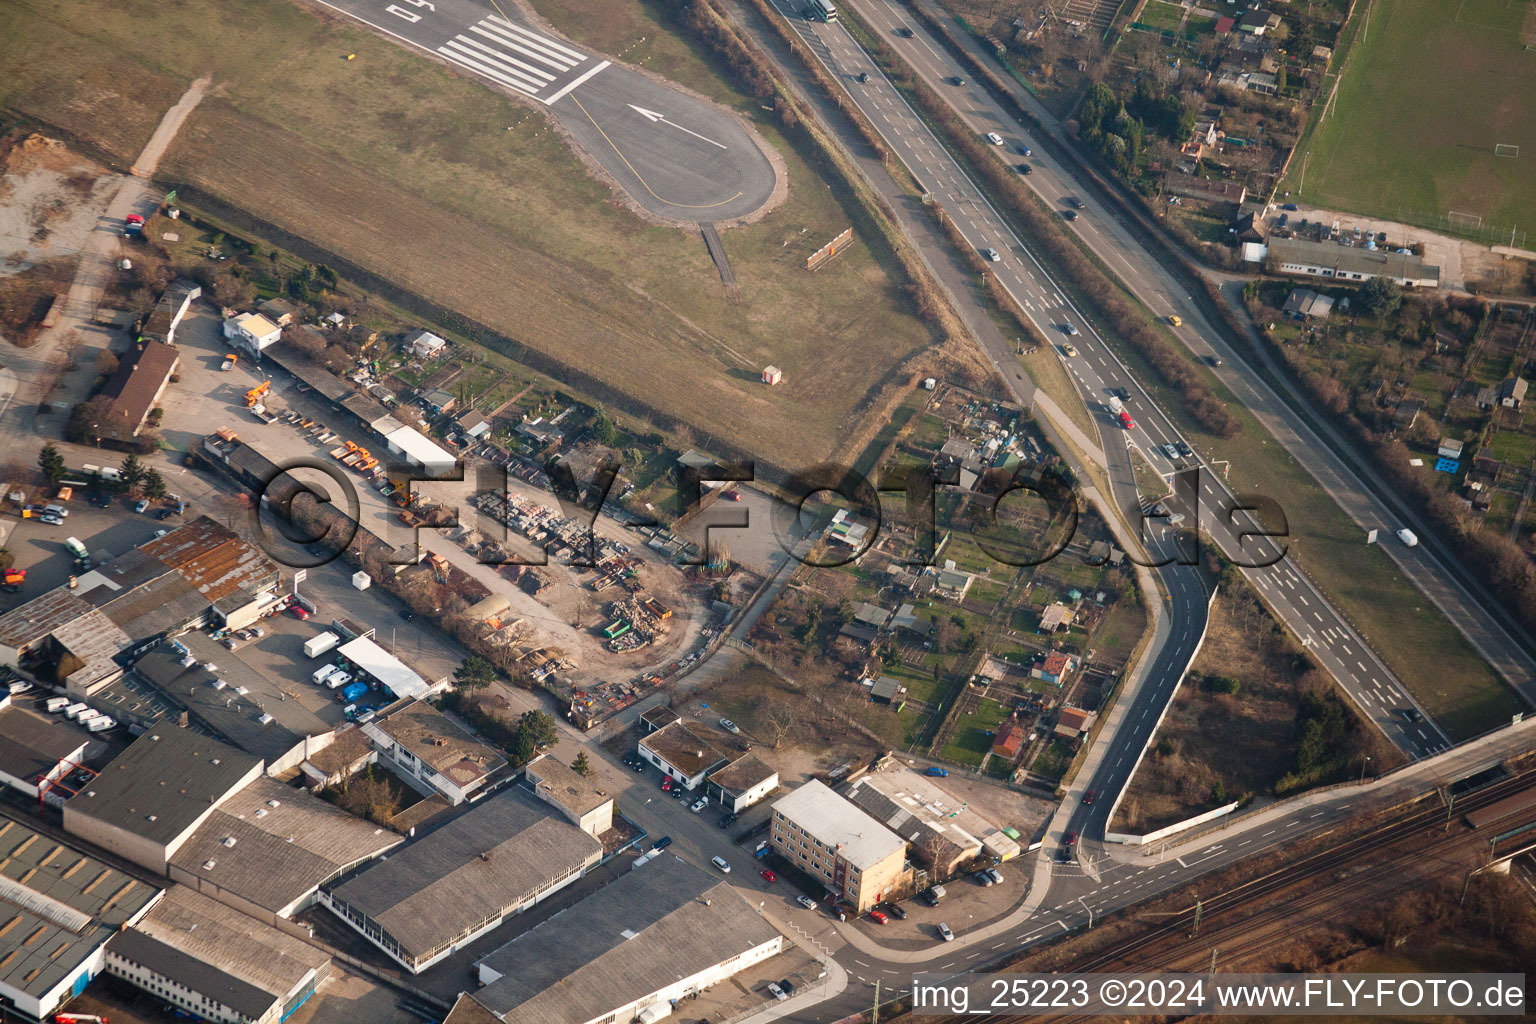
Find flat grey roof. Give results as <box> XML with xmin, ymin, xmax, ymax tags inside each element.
<box><xmin>131</xmin><ymin>635</ymin><xmax>328</xmax><ymax>766</ymax></box>
<box><xmin>525</xmin><ymin>755</ymin><xmax>608</xmax><ymax>817</ymax></box>
<box><xmin>64</xmin><ymin>727</ymin><xmax>261</xmax><ymax>849</ymax></box>
<box><xmin>368</xmin><ymin>700</ymin><xmax>503</xmax><ymax>785</ymax></box>
<box><xmin>170</xmin><ymin>777</ymin><xmax>401</xmax><ymax>915</ymax></box>
<box><xmin>0</xmin><ymin>589</ymin><xmax>94</xmax><ymax>649</ymax></box>
<box><xmin>0</xmin><ymin>704</ymin><xmax>87</xmax><ymax>783</ymax></box>
<box><xmin>0</xmin><ymin>815</ymin><xmax>161</xmax><ymax>1001</ymax></box>
<box><xmin>472</xmin><ymin>855</ymin><xmax>783</xmax><ymax>1024</ymax></box>
<box><xmin>771</xmin><ymin>780</ymin><xmax>906</xmax><ymax>871</ymax></box>
<box><xmin>325</xmin><ymin>788</ymin><xmax>601</xmax><ymax>961</ymax></box>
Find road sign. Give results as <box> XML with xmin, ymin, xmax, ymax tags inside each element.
<box><xmin>293</xmin><ymin>569</ymin><xmax>308</xmax><ymax>584</ymax></box>
<box><xmin>1365</xmin><ymin>528</ymin><xmax>1378</xmax><ymax>544</ymax></box>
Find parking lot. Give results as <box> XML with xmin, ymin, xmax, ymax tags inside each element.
<box><xmin>0</xmin><ymin>499</ymin><xmax>177</xmax><ymax>615</ymax></box>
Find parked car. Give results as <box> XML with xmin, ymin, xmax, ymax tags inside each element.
<box><xmin>925</xmin><ymin>766</ymin><xmax>949</xmax><ymax>777</ymax></box>
<box><xmin>289</xmin><ymin>605</ymin><xmax>310</xmax><ymax>620</ymax></box>
<box><xmin>760</xmin><ymin>869</ymin><xmax>778</xmax><ymax>883</ymax></box>
<box><xmin>718</xmin><ymin>812</ymin><xmax>739</xmax><ymax>829</ymax></box>
<box><xmin>154</xmin><ymin>508</ymin><xmax>174</xmax><ymax>520</ymax></box>
<box><xmin>661</xmin><ymin>778</ymin><xmax>673</xmax><ymax>791</ymax></box>
<box><xmin>767</xmin><ymin>983</ymin><xmax>787</xmax><ymax>1001</ymax></box>
<box><xmin>719</xmin><ymin>718</ymin><xmax>740</xmax><ymax>734</ymax></box>
<box><xmin>938</xmin><ymin>922</ymin><xmax>955</xmax><ymax>942</ymax></box>
<box><xmin>884</xmin><ymin>902</ymin><xmax>907</xmax><ymax>920</ymax></box>
<box><xmin>986</xmin><ymin>868</ymin><xmax>1004</xmax><ymax>885</ymax></box>
<box><xmin>973</xmin><ymin>870</ymin><xmax>994</xmax><ymax>887</ymax></box>
<box><xmin>133</xmin><ymin>499</ymin><xmax>149</xmax><ymax>513</ymax></box>
<box><xmin>652</xmin><ymin>836</ymin><xmax>673</xmax><ymax>851</ymax></box>
<box><xmin>796</xmin><ymin>895</ymin><xmax>817</xmax><ymax>910</ymax></box>
<box><xmin>869</xmin><ymin>909</ymin><xmax>889</xmax><ymax>924</ymax></box>
<box><xmin>711</xmin><ymin>856</ymin><xmax>732</xmax><ymax>874</ymax></box>
<box><xmin>690</xmin><ymin>796</ymin><xmax>708</xmax><ymax>813</ymax></box>
<box><xmin>780</xmin><ymin>980</ymin><xmax>797</xmax><ymax>997</ymax></box>
<box><xmin>39</xmin><ymin>514</ymin><xmax>63</xmax><ymax>526</ymax></box>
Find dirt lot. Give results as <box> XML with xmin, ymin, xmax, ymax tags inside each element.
<box><xmin>158</xmin><ymin>301</ymin><xmax>709</xmax><ymax>683</ymax></box>
<box><xmin>1113</xmin><ymin>579</ymin><xmax>1404</xmax><ymax>834</ymax></box>
<box><xmin>0</xmin><ymin>0</ymin><xmax>940</xmax><ymax>473</ymax></box>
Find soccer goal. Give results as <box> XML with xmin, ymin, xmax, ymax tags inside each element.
<box><xmin>1448</xmin><ymin>210</ymin><xmax>1484</xmax><ymax>231</ymax></box>
<box><xmin>1495</xmin><ymin>143</ymin><xmax>1521</xmax><ymax>158</ymax></box>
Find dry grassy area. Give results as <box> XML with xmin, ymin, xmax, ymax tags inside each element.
<box><xmin>0</xmin><ymin>0</ymin><xmax>938</xmax><ymax>472</ymax></box>
<box><xmin>1113</xmin><ymin>579</ymin><xmax>1404</xmax><ymax>834</ymax></box>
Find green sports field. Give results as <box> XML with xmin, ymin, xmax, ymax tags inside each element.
<box><xmin>1289</xmin><ymin>0</ymin><xmax>1536</xmax><ymax>238</ymax></box>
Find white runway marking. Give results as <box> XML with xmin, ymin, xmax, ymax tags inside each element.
<box><xmin>437</xmin><ymin>14</ymin><xmax>609</xmax><ymax>104</ymax></box>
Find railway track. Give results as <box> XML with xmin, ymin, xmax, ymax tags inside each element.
<box><xmin>924</xmin><ymin>769</ymin><xmax>1536</xmax><ymax>1024</ymax></box>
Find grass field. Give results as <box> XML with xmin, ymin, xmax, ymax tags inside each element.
<box><xmin>1288</xmin><ymin>0</ymin><xmax>1536</xmax><ymax>234</ymax></box>
<box><xmin>0</xmin><ymin>0</ymin><xmax>937</xmax><ymax>474</ymax></box>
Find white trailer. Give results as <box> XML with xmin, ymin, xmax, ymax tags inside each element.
<box><xmin>304</xmin><ymin>631</ymin><xmax>340</xmax><ymax>659</ymax></box>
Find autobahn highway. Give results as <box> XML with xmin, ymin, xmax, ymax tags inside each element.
<box><xmin>845</xmin><ymin>0</ymin><xmax>1536</xmax><ymax>712</ymax></box>
<box><xmin>758</xmin><ymin>0</ymin><xmax>1452</xmax><ymax>760</ymax></box>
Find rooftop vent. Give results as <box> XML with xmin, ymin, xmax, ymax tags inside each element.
<box><xmin>202</xmin><ymin>859</ymin><xmax>216</xmax><ymax>870</ymax></box>
<box><xmin>220</xmin><ymin>837</ymin><xmax>236</xmax><ymax>847</ymax></box>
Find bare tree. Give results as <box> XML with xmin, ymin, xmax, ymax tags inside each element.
<box><xmin>755</xmin><ymin>695</ymin><xmax>799</xmax><ymax>749</ymax></box>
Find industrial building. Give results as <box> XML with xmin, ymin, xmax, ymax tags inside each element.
<box><xmin>0</xmin><ymin>693</ymin><xmax>88</xmax><ymax>806</ymax></box>
<box><xmin>524</xmin><ymin>755</ymin><xmax>613</xmax><ymax>836</ymax></box>
<box><xmin>321</xmin><ymin>788</ymin><xmax>602</xmax><ymax>973</ymax></box>
<box><xmin>448</xmin><ymin>855</ymin><xmax>785</xmax><ymax>1024</ymax></box>
<box><xmin>362</xmin><ymin>699</ymin><xmax>506</xmax><ymax>805</ymax></box>
<box><xmin>637</xmin><ymin>719</ymin><xmax>731</xmax><ymax>790</ymax></box>
<box><xmin>0</xmin><ymin>816</ymin><xmax>161</xmax><ymax>1021</ymax></box>
<box><xmin>222</xmin><ymin>312</ymin><xmax>283</xmax><ymax>355</ymax></box>
<box><xmin>1266</xmin><ymin>236</ymin><xmax>1441</xmax><ymax>288</ymax></box>
<box><xmin>105</xmin><ymin>885</ymin><xmax>330</xmax><ymax>1024</ymax></box>
<box><xmin>846</xmin><ymin>767</ymin><xmax>1020</xmax><ymax>877</ymax></box>
<box><xmin>0</xmin><ymin>517</ymin><xmax>284</xmax><ymax>698</ymax></box>
<box><xmin>63</xmin><ymin>727</ymin><xmax>264</xmax><ymax>873</ymax></box>
<box><xmin>168</xmin><ymin>775</ymin><xmax>402</xmax><ymax>927</ymax></box>
<box><xmin>117</xmin><ymin>634</ymin><xmax>334</xmax><ymax>774</ymax></box>
<box><xmin>769</xmin><ymin>780</ymin><xmax>910</xmax><ymax>912</ymax></box>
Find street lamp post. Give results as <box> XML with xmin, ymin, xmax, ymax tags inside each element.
<box><xmin>1358</xmin><ymin>755</ymin><xmax>1371</xmax><ymax>783</ymax></box>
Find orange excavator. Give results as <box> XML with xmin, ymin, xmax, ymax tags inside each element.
<box><xmin>244</xmin><ymin>381</ymin><xmax>270</xmax><ymax>406</ymax></box>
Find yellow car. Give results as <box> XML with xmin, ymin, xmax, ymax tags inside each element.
<box><xmin>1167</xmin><ymin>315</ymin><xmax>1183</xmax><ymax>327</ymax></box>
<box><xmin>1062</xmin><ymin>343</ymin><xmax>1079</xmax><ymax>358</ymax></box>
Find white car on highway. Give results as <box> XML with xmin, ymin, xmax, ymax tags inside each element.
<box><xmin>985</xmin><ymin>132</ymin><xmax>1004</xmax><ymax>146</ymax></box>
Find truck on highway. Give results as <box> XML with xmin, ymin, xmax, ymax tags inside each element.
<box><xmin>304</xmin><ymin>632</ymin><xmax>340</xmax><ymax>659</ymax></box>
<box><xmin>1396</xmin><ymin>528</ymin><xmax>1419</xmax><ymax>547</ymax></box>
<box><xmin>1106</xmin><ymin>395</ymin><xmax>1123</xmax><ymax>415</ymax></box>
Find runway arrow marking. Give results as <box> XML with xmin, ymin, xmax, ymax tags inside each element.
<box><xmin>628</xmin><ymin>104</ymin><xmax>728</xmax><ymax>149</ymax></box>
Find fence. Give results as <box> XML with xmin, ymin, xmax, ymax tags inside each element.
<box><xmin>1388</xmin><ymin>206</ymin><xmax>1528</xmax><ymax>249</ymax></box>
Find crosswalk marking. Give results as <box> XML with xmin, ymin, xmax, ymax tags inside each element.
<box><xmin>436</xmin><ymin>14</ymin><xmax>606</xmax><ymax>104</ymax></box>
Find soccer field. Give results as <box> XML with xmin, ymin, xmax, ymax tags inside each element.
<box><xmin>1289</xmin><ymin>0</ymin><xmax>1536</xmax><ymax>239</ymax></box>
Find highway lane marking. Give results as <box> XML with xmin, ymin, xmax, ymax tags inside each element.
<box><xmin>1057</xmin><ymin>920</ymin><xmax>1069</xmax><ymax>932</ymax></box>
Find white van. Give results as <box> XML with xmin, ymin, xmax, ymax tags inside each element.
<box><xmin>64</xmin><ymin>703</ymin><xmax>89</xmax><ymax>720</ymax></box>
<box><xmin>46</xmin><ymin>696</ymin><xmax>70</xmax><ymax>713</ymax></box>
<box><xmin>327</xmin><ymin>672</ymin><xmax>352</xmax><ymax>690</ymax></box>
<box><xmin>87</xmin><ymin>716</ymin><xmax>115</xmax><ymax>733</ymax></box>
<box><xmin>711</xmin><ymin>856</ymin><xmax>731</xmax><ymax>874</ymax></box>
<box><xmin>1396</xmin><ymin>528</ymin><xmax>1419</xmax><ymax>547</ymax></box>
<box><xmin>985</xmin><ymin>132</ymin><xmax>1004</xmax><ymax>145</ymax></box>
<box><xmin>312</xmin><ymin>664</ymin><xmax>338</xmax><ymax>685</ymax></box>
